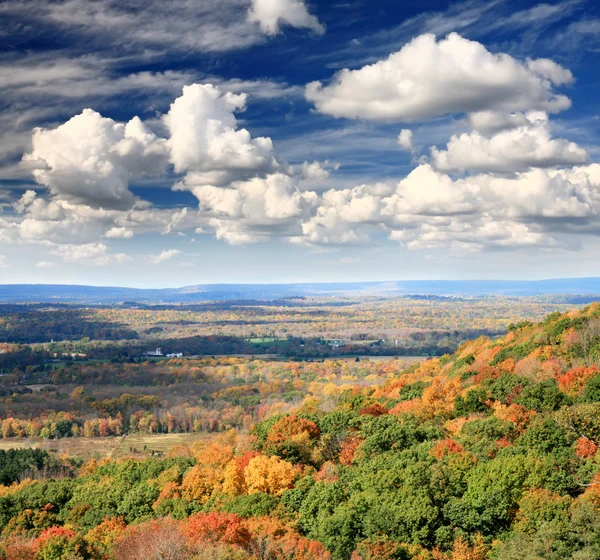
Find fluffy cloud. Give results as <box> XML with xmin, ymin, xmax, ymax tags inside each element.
<box><xmin>306</xmin><ymin>33</ymin><xmax>572</xmax><ymax>122</ymax></box>
<box><xmin>10</xmin><ymin>78</ymin><xmax>598</xmax><ymax>260</ymax></box>
<box><xmin>23</xmin><ymin>110</ymin><xmax>168</xmax><ymax>210</ymax></box>
<box><xmin>13</xmin><ymin>191</ymin><xmax>195</xmax><ymax>245</ymax></box>
<box><xmin>209</xmin><ymin>218</ymin><xmax>261</xmax><ymax>245</ymax></box>
<box><xmin>165</xmin><ymin>84</ymin><xmax>279</xmax><ymax>186</ymax></box>
<box><xmin>301</xmin><ymin>161</ymin><xmax>332</xmax><ymax>181</ymax></box>
<box><xmin>164</xmin><ymin>84</ymin><xmax>326</xmax><ymax>245</ymax></box>
<box><xmin>298</xmin><ymin>183</ymin><xmax>393</xmax><ymax>245</ymax></box>
<box><xmin>105</xmin><ymin>227</ymin><xmax>134</xmax><ymax>239</ymax></box>
<box><xmin>526</xmin><ymin>58</ymin><xmax>573</xmax><ymax>86</ymax></box>
<box><xmin>430</xmin><ymin>112</ymin><xmax>588</xmax><ymax>173</ymax></box>
<box><xmin>15</xmin><ymin>83</ymin><xmax>317</xmax><ymax>253</ymax></box>
<box><xmin>248</xmin><ymin>0</ymin><xmax>324</xmax><ymax>35</ymax></box>
<box><xmin>190</xmin><ymin>173</ymin><xmax>318</xmax><ymax>244</ymax></box>
<box><xmin>397</xmin><ymin>129</ymin><xmax>414</xmax><ymax>152</ymax></box>
<box><xmin>298</xmin><ymin>163</ymin><xmax>600</xmax><ymax>250</ymax></box>
<box><xmin>466</xmin><ymin>111</ymin><xmax>530</xmax><ymax>134</ymax></box>
<box><xmin>385</xmin><ymin>165</ymin><xmax>478</xmax><ymax>217</ymax></box>
<box><xmin>51</xmin><ymin>243</ymin><xmax>130</xmax><ymax>265</ymax></box>
<box><xmin>146</xmin><ymin>249</ymin><xmax>181</xmax><ymax>264</ymax></box>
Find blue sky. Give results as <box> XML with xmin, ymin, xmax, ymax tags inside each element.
<box><xmin>1</xmin><ymin>0</ymin><xmax>600</xmax><ymax>287</ymax></box>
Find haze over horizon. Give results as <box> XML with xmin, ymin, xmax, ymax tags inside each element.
<box><xmin>1</xmin><ymin>0</ymin><xmax>600</xmax><ymax>286</ymax></box>
<box><xmin>8</xmin><ymin>276</ymin><xmax>600</xmax><ymax>290</ymax></box>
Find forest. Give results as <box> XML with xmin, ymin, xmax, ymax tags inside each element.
<box><xmin>0</xmin><ymin>302</ymin><xmax>599</xmax><ymax>558</ymax></box>
<box><xmin>0</xmin><ymin>296</ymin><xmax>580</xmax><ymax>344</ymax></box>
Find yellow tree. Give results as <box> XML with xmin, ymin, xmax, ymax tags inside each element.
<box><xmin>222</xmin><ymin>459</ymin><xmax>246</xmax><ymax>496</ymax></box>
<box><xmin>244</xmin><ymin>455</ymin><xmax>298</xmax><ymax>496</ymax></box>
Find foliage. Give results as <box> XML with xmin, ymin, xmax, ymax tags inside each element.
<box><xmin>0</xmin><ymin>304</ymin><xmax>600</xmax><ymax>559</ymax></box>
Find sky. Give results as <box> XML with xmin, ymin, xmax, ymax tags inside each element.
<box><xmin>1</xmin><ymin>0</ymin><xmax>600</xmax><ymax>287</ymax></box>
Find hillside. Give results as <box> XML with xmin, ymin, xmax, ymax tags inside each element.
<box><xmin>3</xmin><ymin>278</ymin><xmax>600</xmax><ymax>303</ymax></box>
<box><xmin>2</xmin><ymin>304</ymin><xmax>600</xmax><ymax>559</ymax></box>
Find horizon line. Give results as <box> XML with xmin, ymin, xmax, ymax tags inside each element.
<box><xmin>3</xmin><ymin>277</ymin><xmax>600</xmax><ymax>291</ymax></box>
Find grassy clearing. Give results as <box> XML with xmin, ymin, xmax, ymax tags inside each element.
<box><xmin>246</xmin><ymin>337</ymin><xmax>288</xmax><ymax>343</ymax></box>
<box><xmin>116</xmin><ymin>432</ymin><xmax>211</xmax><ymax>457</ymax></box>
<box><xmin>0</xmin><ymin>433</ymin><xmax>212</xmax><ymax>460</ymax></box>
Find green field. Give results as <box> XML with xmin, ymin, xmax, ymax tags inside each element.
<box><xmin>245</xmin><ymin>337</ymin><xmax>288</xmax><ymax>343</ymax></box>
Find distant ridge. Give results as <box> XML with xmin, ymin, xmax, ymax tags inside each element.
<box><xmin>2</xmin><ymin>278</ymin><xmax>600</xmax><ymax>303</ymax></box>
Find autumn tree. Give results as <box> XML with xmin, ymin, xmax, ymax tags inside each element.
<box><xmin>244</xmin><ymin>455</ymin><xmax>299</xmax><ymax>496</ymax></box>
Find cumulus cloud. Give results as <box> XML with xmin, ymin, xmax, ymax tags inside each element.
<box><xmin>466</xmin><ymin>111</ymin><xmax>530</xmax><ymax>134</ymax></box>
<box><xmin>163</xmin><ymin>83</ymin><xmax>329</xmax><ymax>245</ymax></box>
<box><xmin>11</xmin><ymin>78</ymin><xmax>598</xmax><ymax>260</ymax></box>
<box><xmin>248</xmin><ymin>0</ymin><xmax>325</xmax><ymax>36</ymax></box>
<box><xmin>13</xmin><ymin>190</ymin><xmax>195</xmax><ymax>245</ymax></box>
<box><xmin>146</xmin><ymin>249</ymin><xmax>181</xmax><ymax>264</ymax></box>
<box><xmin>397</xmin><ymin>129</ymin><xmax>414</xmax><ymax>152</ymax></box>
<box><xmin>23</xmin><ymin>110</ymin><xmax>169</xmax><ymax>210</ymax></box>
<box><xmin>35</xmin><ymin>261</ymin><xmax>56</xmax><ymax>268</ymax></box>
<box><xmin>526</xmin><ymin>58</ymin><xmax>573</xmax><ymax>86</ymax></box>
<box><xmin>209</xmin><ymin>218</ymin><xmax>260</xmax><ymax>245</ymax></box>
<box><xmin>430</xmin><ymin>112</ymin><xmax>588</xmax><ymax>173</ymax></box>
<box><xmin>301</xmin><ymin>161</ymin><xmax>331</xmax><ymax>181</ymax></box>
<box><xmin>105</xmin><ymin>227</ymin><xmax>134</xmax><ymax>239</ymax></box>
<box><xmin>297</xmin><ymin>163</ymin><xmax>600</xmax><ymax>251</ymax></box>
<box><xmin>15</xmin><ymin>83</ymin><xmax>315</xmax><ymax>253</ymax></box>
<box><xmin>165</xmin><ymin>84</ymin><xmax>279</xmax><ymax>186</ymax></box>
<box><xmin>305</xmin><ymin>33</ymin><xmax>572</xmax><ymax>122</ymax></box>
<box><xmin>298</xmin><ymin>183</ymin><xmax>393</xmax><ymax>245</ymax></box>
<box><xmin>190</xmin><ymin>172</ymin><xmax>318</xmax><ymax>244</ymax></box>
<box><xmin>298</xmin><ymin>160</ymin><xmax>340</xmax><ymax>188</ymax></box>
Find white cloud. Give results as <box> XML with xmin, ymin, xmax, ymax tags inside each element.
<box><xmin>13</xmin><ymin>191</ymin><xmax>195</xmax><ymax>245</ymax></box>
<box><xmin>209</xmin><ymin>218</ymin><xmax>260</xmax><ymax>245</ymax></box>
<box><xmin>0</xmin><ymin>59</ymin><xmax>200</xmax><ymax>101</ymax></box>
<box><xmin>35</xmin><ymin>261</ymin><xmax>57</xmax><ymax>268</ymax></box>
<box><xmin>0</xmin><ymin>0</ymin><xmax>267</xmax><ymax>55</ymax></box>
<box><xmin>0</xmin><ymin>256</ymin><xmax>6</xmax><ymax>268</ymax></box>
<box><xmin>298</xmin><ymin>160</ymin><xmax>340</xmax><ymax>190</ymax></box>
<box><xmin>386</xmin><ymin>164</ymin><xmax>478</xmax><ymax>217</ymax></box>
<box><xmin>165</xmin><ymin>84</ymin><xmax>279</xmax><ymax>186</ymax></box>
<box><xmin>397</xmin><ymin>129</ymin><xmax>414</xmax><ymax>152</ymax></box>
<box><xmin>164</xmin><ymin>83</ymin><xmax>327</xmax><ymax>245</ymax></box>
<box><xmin>306</xmin><ymin>33</ymin><xmax>572</xmax><ymax>122</ymax></box>
<box><xmin>51</xmin><ymin>242</ymin><xmax>130</xmax><ymax>265</ymax></box>
<box><xmin>297</xmin><ymin>163</ymin><xmax>600</xmax><ymax>251</ymax></box>
<box><xmin>466</xmin><ymin>111</ymin><xmax>530</xmax><ymax>134</ymax></box>
<box><xmin>298</xmin><ymin>183</ymin><xmax>393</xmax><ymax>245</ymax></box>
<box><xmin>190</xmin><ymin>172</ymin><xmax>318</xmax><ymax>244</ymax></box>
<box><xmin>526</xmin><ymin>58</ymin><xmax>573</xmax><ymax>86</ymax></box>
<box><xmin>301</xmin><ymin>161</ymin><xmax>331</xmax><ymax>181</ymax></box>
<box><xmin>248</xmin><ymin>0</ymin><xmax>324</xmax><ymax>36</ymax></box>
<box><xmin>8</xmin><ymin>77</ymin><xmax>599</xmax><ymax>260</ymax></box>
<box><xmin>14</xmin><ymin>83</ymin><xmax>313</xmax><ymax>250</ymax></box>
<box><xmin>23</xmin><ymin>109</ymin><xmax>168</xmax><ymax>210</ymax></box>
<box><xmin>146</xmin><ymin>249</ymin><xmax>181</xmax><ymax>264</ymax></box>
<box><xmin>105</xmin><ymin>227</ymin><xmax>134</xmax><ymax>239</ymax></box>
<box><xmin>430</xmin><ymin>111</ymin><xmax>588</xmax><ymax>173</ymax></box>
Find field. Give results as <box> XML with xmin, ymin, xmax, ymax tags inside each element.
<box><xmin>0</xmin><ymin>432</ymin><xmax>211</xmax><ymax>459</ymax></box>
<box><xmin>246</xmin><ymin>337</ymin><xmax>288</xmax><ymax>343</ymax></box>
